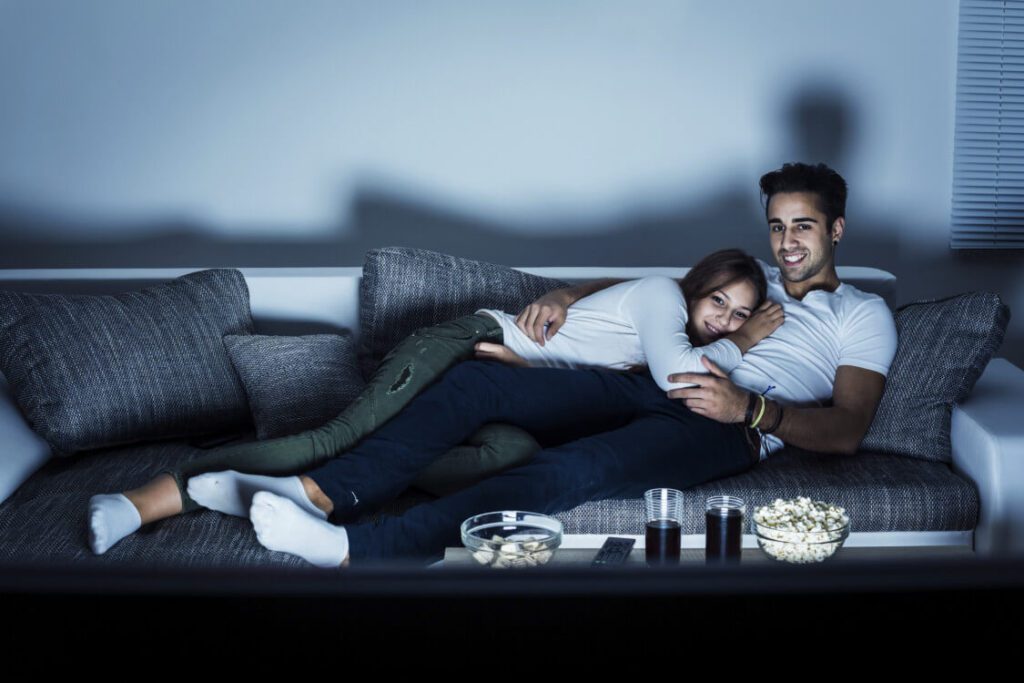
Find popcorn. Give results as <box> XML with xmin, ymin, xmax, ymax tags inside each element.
<box><xmin>753</xmin><ymin>496</ymin><xmax>850</xmax><ymax>563</ymax></box>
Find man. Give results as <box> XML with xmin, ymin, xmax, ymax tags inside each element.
<box><xmin>241</xmin><ymin>162</ymin><xmax>899</xmax><ymax>567</ymax></box>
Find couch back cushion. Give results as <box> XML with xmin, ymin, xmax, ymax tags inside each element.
<box><xmin>358</xmin><ymin>247</ymin><xmax>570</xmax><ymax>376</ymax></box>
<box><xmin>861</xmin><ymin>291</ymin><xmax>1010</xmax><ymax>462</ymax></box>
<box><xmin>0</xmin><ymin>268</ymin><xmax>254</xmax><ymax>455</ymax></box>
<box><xmin>224</xmin><ymin>332</ymin><xmax>365</xmax><ymax>440</ymax></box>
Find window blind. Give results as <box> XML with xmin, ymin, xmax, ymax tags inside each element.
<box><xmin>952</xmin><ymin>0</ymin><xmax>1024</xmax><ymax>249</ymax></box>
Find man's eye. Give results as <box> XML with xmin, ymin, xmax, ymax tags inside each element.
<box><xmin>799</xmin><ymin>224</ymin><xmax>812</xmax><ymax>230</ymax></box>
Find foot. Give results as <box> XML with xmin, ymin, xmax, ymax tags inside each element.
<box><xmin>249</xmin><ymin>491</ymin><xmax>350</xmax><ymax>568</ymax></box>
<box><xmin>88</xmin><ymin>493</ymin><xmax>142</xmax><ymax>555</ymax></box>
<box><xmin>187</xmin><ymin>471</ymin><xmax>328</xmax><ymax>520</ymax></box>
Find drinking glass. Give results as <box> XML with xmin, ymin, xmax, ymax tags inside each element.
<box><xmin>705</xmin><ymin>495</ymin><xmax>745</xmax><ymax>563</ymax></box>
<box><xmin>644</xmin><ymin>488</ymin><xmax>683</xmax><ymax>566</ymax></box>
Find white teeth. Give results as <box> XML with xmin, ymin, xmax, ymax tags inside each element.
<box><xmin>783</xmin><ymin>253</ymin><xmax>805</xmax><ymax>263</ymax></box>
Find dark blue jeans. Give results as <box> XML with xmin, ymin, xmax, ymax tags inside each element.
<box><xmin>305</xmin><ymin>360</ymin><xmax>758</xmax><ymax>564</ymax></box>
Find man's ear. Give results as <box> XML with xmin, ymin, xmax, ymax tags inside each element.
<box><xmin>831</xmin><ymin>216</ymin><xmax>845</xmax><ymax>245</ymax></box>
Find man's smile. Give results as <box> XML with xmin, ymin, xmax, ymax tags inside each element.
<box><xmin>781</xmin><ymin>252</ymin><xmax>807</xmax><ymax>267</ymax></box>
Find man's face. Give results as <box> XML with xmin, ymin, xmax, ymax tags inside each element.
<box><xmin>767</xmin><ymin>191</ymin><xmax>843</xmax><ymax>289</ymax></box>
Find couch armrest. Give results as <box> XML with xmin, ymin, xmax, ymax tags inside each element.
<box><xmin>0</xmin><ymin>374</ymin><xmax>52</xmax><ymax>504</ymax></box>
<box><xmin>951</xmin><ymin>358</ymin><xmax>1024</xmax><ymax>557</ymax></box>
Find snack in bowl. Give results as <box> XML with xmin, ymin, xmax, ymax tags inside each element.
<box><xmin>753</xmin><ymin>496</ymin><xmax>851</xmax><ymax>563</ymax></box>
<box><xmin>461</xmin><ymin>511</ymin><xmax>563</xmax><ymax>568</ymax></box>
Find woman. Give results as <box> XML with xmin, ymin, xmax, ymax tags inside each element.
<box><xmin>88</xmin><ymin>248</ymin><xmax>783</xmax><ymax>554</ymax></box>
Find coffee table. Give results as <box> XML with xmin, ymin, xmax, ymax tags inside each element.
<box><xmin>441</xmin><ymin>532</ymin><xmax>975</xmax><ymax>567</ymax></box>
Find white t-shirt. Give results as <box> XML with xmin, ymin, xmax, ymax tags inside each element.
<box><xmin>730</xmin><ymin>260</ymin><xmax>898</xmax><ymax>459</ymax></box>
<box><xmin>477</xmin><ymin>275</ymin><xmax>742</xmax><ymax>392</ymax></box>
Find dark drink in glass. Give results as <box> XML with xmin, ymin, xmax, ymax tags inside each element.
<box><xmin>705</xmin><ymin>496</ymin><xmax>745</xmax><ymax>564</ymax></box>
<box><xmin>645</xmin><ymin>518</ymin><xmax>681</xmax><ymax>566</ymax></box>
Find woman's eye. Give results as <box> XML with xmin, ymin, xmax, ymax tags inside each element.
<box><xmin>712</xmin><ymin>296</ymin><xmax>724</xmax><ymax>305</ymax></box>
<box><xmin>736</xmin><ymin>312</ymin><xmax>748</xmax><ymax>320</ymax></box>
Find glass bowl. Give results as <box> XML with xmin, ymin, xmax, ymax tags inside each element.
<box><xmin>753</xmin><ymin>503</ymin><xmax>851</xmax><ymax>564</ymax></box>
<box><xmin>460</xmin><ymin>511</ymin><xmax>563</xmax><ymax>568</ymax></box>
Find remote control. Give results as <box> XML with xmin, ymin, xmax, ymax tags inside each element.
<box><xmin>591</xmin><ymin>536</ymin><xmax>636</xmax><ymax>567</ymax></box>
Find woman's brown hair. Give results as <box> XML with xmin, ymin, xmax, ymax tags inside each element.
<box><xmin>679</xmin><ymin>248</ymin><xmax>767</xmax><ymax>314</ymax></box>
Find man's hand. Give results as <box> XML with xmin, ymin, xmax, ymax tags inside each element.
<box><xmin>666</xmin><ymin>356</ymin><xmax>749</xmax><ymax>423</ymax></box>
<box><xmin>474</xmin><ymin>342</ymin><xmax>530</xmax><ymax>367</ymax></box>
<box><xmin>515</xmin><ymin>289</ymin><xmax>573</xmax><ymax>346</ymax></box>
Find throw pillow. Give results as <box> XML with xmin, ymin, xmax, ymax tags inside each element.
<box><xmin>0</xmin><ymin>268</ymin><xmax>254</xmax><ymax>455</ymax></box>
<box><xmin>358</xmin><ymin>246</ymin><xmax>570</xmax><ymax>377</ymax></box>
<box><xmin>223</xmin><ymin>333</ymin><xmax>365</xmax><ymax>440</ymax></box>
<box><xmin>860</xmin><ymin>291</ymin><xmax>1010</xmax><ymax>462</ymax></box>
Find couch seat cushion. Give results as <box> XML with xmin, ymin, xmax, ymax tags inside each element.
<box><xmin>550</xmin><ymin>447</ymin><xmax>980</xmax><ymax>535</ymax></box>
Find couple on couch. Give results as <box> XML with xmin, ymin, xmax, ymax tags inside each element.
<box><xmin>88</xmin><ymin>161</ymin><xmax>898</xmax><ymax>567</ymax></box>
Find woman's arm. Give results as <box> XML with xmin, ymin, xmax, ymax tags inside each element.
<box><xmin>515</xmin><ymin>279</ymin><xmax>626</xmax><ymax>345</ymax></box>
<box><xmin>624</xmin><ymin>276</ymin><xmax>745</xmax><ymax>392</ymax></box>
<box><xmin>721</xmin><ymin>301</ymin><xmax>785</xmax><ymax>354</ymax></box>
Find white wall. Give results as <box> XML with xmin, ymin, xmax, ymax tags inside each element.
<box><xmin>0</xmin><ymin>0</ymin><xmax>1020</xmax><ymax>362</ymax></box>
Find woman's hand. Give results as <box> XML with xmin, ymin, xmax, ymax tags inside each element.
<box><xmin>474</xmin><ymin>342</ymin><xmax>530</xmax><ymax>367</ymax></box>
<box><xmin>727</xmin><ymin>301</ymin><xmax>784</xmax><ymax>353</ymax></box>
<box><xmin>515</xmin><ymin>289</ymin><xmax>573</xmax><ymax>345</ymax></box>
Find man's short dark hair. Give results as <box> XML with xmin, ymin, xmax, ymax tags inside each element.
<box><xmin>759</xmin><ymin>162</ymin><xmax>848</xmax><ymax>232</ymax></box>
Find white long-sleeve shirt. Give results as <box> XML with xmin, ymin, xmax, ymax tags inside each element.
<box><xmin>477</xmin><ymin>275</ymin><xmax>743</xmax><ymax>392</ymax></box>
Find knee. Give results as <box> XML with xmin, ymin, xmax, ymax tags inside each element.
<box><xmin>471</xmin><ymin>424</ymin><xmax>541</xmax><ymax>461</ymax></box>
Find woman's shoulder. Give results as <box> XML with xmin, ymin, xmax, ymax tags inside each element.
<box><xmin>617</xmin><ymin>275</ymin><xmax>688</xmax><ymax>317</ymax></box>
<box><xmin>629</xmin><ymin>275</ymin><xmax>686</xmax><ymax>299</ymax></box>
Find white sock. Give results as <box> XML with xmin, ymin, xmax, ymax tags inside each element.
<box><xmin>249</xmin><ymin>491</ymin><xmax>350</xmax><ymax>568</ymax></box>
<box><xmin>88</xmin><ymin>493</ymin><xmax>142</xmax><ymax>555</ymax></box>
<box><xmin>187</xmin><ymin>471</ymin><xmax>328</xmax><ymax>521</ymax></box>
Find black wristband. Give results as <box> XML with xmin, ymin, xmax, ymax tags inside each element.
<box><xmin>744</xmin><ymin>392</ymin><xmax>757</xmax><ymax>427</ymax></box>
<box><xmin>763</xmin><ymin>402</ymin><xmax>784</xmax><ymax>434</ymax></box>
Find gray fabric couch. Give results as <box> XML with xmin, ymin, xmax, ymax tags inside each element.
<box><xmin>0</xmin><ymin>249</ymin><xmax>1019</xmax><ymax>571</ymax></box>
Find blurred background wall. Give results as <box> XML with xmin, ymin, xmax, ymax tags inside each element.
<box><xmin>1</xmin><ymin>0</ymin><xmax>1021</xmax><ymax>362</ymax></box>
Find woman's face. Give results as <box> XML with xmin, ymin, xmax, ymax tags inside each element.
<box><xmin>688</xmin><ymin>279</ymin><xmax>758</xmax><ymax>345</ymax></box>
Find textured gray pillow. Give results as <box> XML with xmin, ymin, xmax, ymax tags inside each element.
<box><xmin>0</xmin><ymin>268</ymin><xmax>254</xmax><ymax>455</ymax></box>
<box><xmin>860</xmin><ymin>291</ymin><xmax>1010</xmax><ymax>462</ymax></box>
<box><xmin>224</xmin><ymin>333</ymin><xmax>366</xmax><ymax>440</ymax></box>
<box><xmin>358</xmin><ymin>247</ymin><xmax>570</xmax><ymax>376</ymax></box>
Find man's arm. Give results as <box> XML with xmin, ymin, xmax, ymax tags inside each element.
<box><xmin>515</xmin><ymin>278</ymin><xmax>625</xmax><ymax>345</ymax></box>
<box><xmin>755</xmin><ymin>366</ymin><xmax>885</xmax><ymax>455</ymax></box>
<box><xmin>668</xmin><ymin>358</ymin><xmax>886</xmax><ymax>455</ymax></box>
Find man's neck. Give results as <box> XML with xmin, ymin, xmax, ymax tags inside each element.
<box><xmin>782</xmin><ymin>268</ymin><xmax>841</xmax><ymax>300</ymax></box>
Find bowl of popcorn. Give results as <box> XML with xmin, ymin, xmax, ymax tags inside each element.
<box><xmin>753</xmin><ymin>497</ymin><xmax>851</xmax><ymax>564</ymax></box>
<box><xmin>461</xmin><ymin>511</ymin><xmax>563</xmax><ymax>568</ymax></box>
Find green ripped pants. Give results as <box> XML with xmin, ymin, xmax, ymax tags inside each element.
<box><xmin>164</xmin><ymin>313</ymin><xmax>541</xmax><ymax>512</ymax></box>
